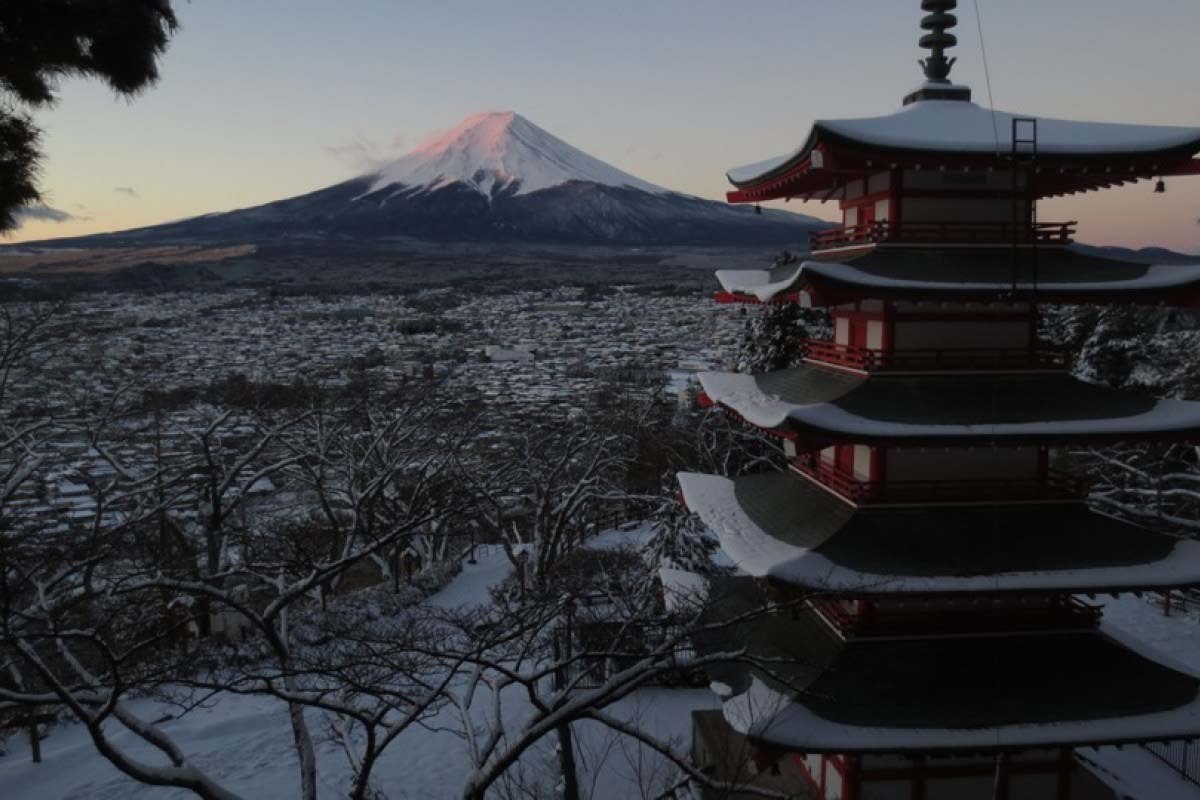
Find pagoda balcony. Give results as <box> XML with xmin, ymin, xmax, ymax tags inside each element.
<box><xmin>793</xmin><ymin>453</ymin><xmax>1087</xmax><ymax>506</ymax></box>
<box><xmin>803</xmin><ymin>339</ymin><xmax>1070</xmax><ymax>373</ymax></box>
<box><xmin>810</xmin><ymin>220</ymin><xmax>1077</xmax><ymax>253</ymax></box>
<box><xmin>810</xmin><ymin>596</ymin><xmax>1103</xmax><ymax>639</ymax></box>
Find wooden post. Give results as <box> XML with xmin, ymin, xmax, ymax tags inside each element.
<box><xmin>27</xmin><ymin>709</ymin><xmax>41</xmax><ymax>764</ymax></box>
<box><xmin>516</xmin><ymin>551</ymin><xmax>528</xmax><ymax>601</ymax></box>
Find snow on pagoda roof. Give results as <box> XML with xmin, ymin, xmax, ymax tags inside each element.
<box><xmin>716</xmin><ymin>251</ymin><xmax>1200</xmax><ymax>305</ymax></box>
<box><xmin>727</xmin><ymin>100</ymin><xmax>1200</xmax><ymax>187</ymax></box>
<box><xmin>694</xmin><ymin>580</ymin><xmax>1200</xmax><ymax>752</ymax></box>
<box><xmin>698</xmin><ymin>367</ymin><xmax>1200</xmax><ymax>444</ymax></box>
<box><xmin>725</xmin><ymin>654</ymin><xmax>1200</xmax><ymax>753</ymax></box>
<box><xmin>677</xmin><ymin>471</ymin><xmax>1200</xmax><ymax>594</ymax></box>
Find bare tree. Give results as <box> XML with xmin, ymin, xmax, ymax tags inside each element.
<box><xmin>461</xmin><ymin>418</ymin><xmax>634</xmax><ymax>587</ymax></box>
<box><xmin>1075</xmin><ymin>443</ymin><xmax>1200</xmax><ymax>534</ymax></box>
<box><xmin>439</xmin><ymin>559</ymin><xmax>799</xmax><ymax>800</ymax></box>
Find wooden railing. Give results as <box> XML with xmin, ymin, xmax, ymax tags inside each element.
<box><xmin>810</xmin><ymin>220</ymin><xmax>1077</xmax><ymax>251</ymax></box>
<box><xmin>803</xmin><ymin>339</ymin><xmax>1070</xmax><ymax>373</ymax></box>
<box><xmin>1145</xmin><ymin>741</ymin><xmax>1200</xmax><ymax>788</ymax></box>
<box><xmin>794</xmin><ymin>453</ymin><xmax>1087</xmax><ymax>506</ymax></box>
<box><xmin>812</xmin><ymin>597</ymin><xmax>1103</xmax><ymax>638</ymax></box>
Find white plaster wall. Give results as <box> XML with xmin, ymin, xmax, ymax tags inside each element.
<box><xmin>835</xmin><ymin>317</ymin><xmax>850</xmax><ymax>345</ymax></box>
<box><xmin>853</xmin><ymin>445</ymin><xmax>873</xmax><ymax>480</ymax></box>
<box><xmin>866</xmin><ymin>320</ymin><xmax>884</xmax><ymax>350</ymax></box>
<box><xmin>823</xmin><ymin>759</ymin><xmax>843</xmax><ymax>799</ymax></box>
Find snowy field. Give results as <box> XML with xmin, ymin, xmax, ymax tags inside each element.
<box><xmin>1</xmin><ymin>527</ymin><xmax>722</xmax><ymax>800</ymax></box>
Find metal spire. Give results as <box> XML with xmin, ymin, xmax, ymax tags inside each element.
<box><xmin>903</xmin><ymin>0</ymin><xmax>971</xmax><ymax>104</ymax></box>
<box><xmin>919</xmin><ymin>0</ymin><xmax>958</xmax><ymax>84</ymax></box>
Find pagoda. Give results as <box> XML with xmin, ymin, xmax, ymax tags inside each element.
<box><xmin>680</xmin><ymin>3</ymin><xmax>1200</xmax><ymax>798</ymax></box>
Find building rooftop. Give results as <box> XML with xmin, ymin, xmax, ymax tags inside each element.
<box><xmin>698</xmin><ymin>366</ymin><xmax>1200</xmax><ymax>445</ymax></box>
<box><xmin>715</xmin><ymin>247</ymin><xmax>1200</xmax><ymax>306</ymax></box>
<box><xmin>678</xmin><ymin>471</ymin><xmax>1200</xmax><ymax>594</ymax></box>
<box><xmin>728</xmin><ymin>101</ymin><xmax>1200</xmax><ymax>188</ymax></box>
<box><xmin>696</xmin><ymin>580</ymin><xmax>1200</xmax><ymax>753</ymax></box>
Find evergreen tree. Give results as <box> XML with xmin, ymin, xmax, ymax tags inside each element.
<box><xmin>0</xmin><ymin>1</ymin><xmax>178</xmax><ymax>231</ymax></box>
<box><xmin>737</xmin><ymin>301</ymin><xmax>832</xmax><ymax>373</ymax></box>
<box><xmin>1041</xmin><ymin>304</ymin><xmax>1200</xmax><ymax>398</ymax></box>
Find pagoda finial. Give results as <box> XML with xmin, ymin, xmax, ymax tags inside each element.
<box><xmin>918</xmin><ymin>0</ymin><xmax>958</xmax><ymax>84</ymax></box>
<box><xmin>903</xmin><ymin>0</ymin><xmax>970</xmax><ymax>104</ymax></box>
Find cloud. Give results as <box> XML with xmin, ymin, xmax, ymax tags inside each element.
<box><xmin>325</xmin><ymin>132</ymin><xmax>409</xmax><ymax>172</ymax></box>
<box><xmin>14</xmin><ymin>203</ymin><xmax>76</xmax><ymax>223</ymax></box>
<box><xmin>113</xmin><ymin>186</ymin><xmax>139</xmax><ymax>198</ymax></box>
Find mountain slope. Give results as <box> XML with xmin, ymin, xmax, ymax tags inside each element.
<box><xmin>366</xmin><ymin>111</ymin><xmax>663</xmax><ymax>198</ymax></box>
<box><xmin>27</xmin><ymin>112</ymin><xmax>828</xmax><ymax>247</ymax></box>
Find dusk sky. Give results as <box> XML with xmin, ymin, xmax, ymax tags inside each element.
<box><xmin>11</xmin><ymin>0</ymin><xmax>1200</xmax><ymax>252</ymax></box>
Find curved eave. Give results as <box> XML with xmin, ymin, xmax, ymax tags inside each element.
<box><xmin>677</xmin><ymin>472</ymin><xmax>1200</xmax><ymax>595</ymax></box>
<box><xmin>726</xmin><ymin>104</ymin><xmax>1200</xmax><ymax>202</ymax></box>
<box><xmin>725</xmin><ymin>673</ymin><xmax>1200</xmax><ymax>754</ymax></box>
<box><xmin>697</xmin><ymin>368</ymin><xmax>1200</xmax><ymax>447</ymax></box>
<box><xmin>714</xmin><ymin>258</ymin><xmax>1200</xmax><ymax>309</ymax></box>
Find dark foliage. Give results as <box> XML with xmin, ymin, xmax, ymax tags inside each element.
<box><xmin>0</xmin><ymin>0</ymin><xmax>178</xmax><ymax>231</ymax></box>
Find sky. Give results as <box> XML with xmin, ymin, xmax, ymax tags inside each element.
<box><xmin>10</xmin><ymin>0</ymin><xmax>1200</xmax><ymax>252</ymax></box>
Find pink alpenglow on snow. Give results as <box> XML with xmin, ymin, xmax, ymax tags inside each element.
<box><xmin>366</xmin><ymin>111</ymin><xmax>666</xmax><ymax>199</ymax></box>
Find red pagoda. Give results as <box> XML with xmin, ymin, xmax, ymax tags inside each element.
<box><xmin>680</xmin><ymin>3</ymin><xmax>1200</xmax><ymax>798</ymax></box>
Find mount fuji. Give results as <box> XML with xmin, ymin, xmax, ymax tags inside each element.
<box><xmin>60</xmin><ymin>112</ymin><xmax>826</xmax><ymax>246</ymax></box>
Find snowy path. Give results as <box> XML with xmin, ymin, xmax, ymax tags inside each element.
<box><xmin>426</xmin><ymin>543</ymin><xmax>517</xmax><ymax>610</ymax></box>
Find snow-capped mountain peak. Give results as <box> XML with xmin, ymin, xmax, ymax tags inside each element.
<box><xmin>365</xmin><ymin>111</ymin><xmax>665</xmax><ymax>198</ymax></box>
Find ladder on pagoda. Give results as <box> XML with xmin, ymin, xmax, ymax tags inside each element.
<box><xmin>1011</xmin><ymin>117</ymin><xmax>1039</xmax><ymax>294</ymax></box>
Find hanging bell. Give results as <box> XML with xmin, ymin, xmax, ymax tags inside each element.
<box><xmin>1155</xmin><ymin>179</ymin><xmax>1167</xmax><ymax>194</ymax></box>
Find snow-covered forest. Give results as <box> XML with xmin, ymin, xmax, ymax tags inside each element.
<box><xmin>0</xmin><ymin>299</ymin><xmax>788</xmax><ymax>799</ymax></box>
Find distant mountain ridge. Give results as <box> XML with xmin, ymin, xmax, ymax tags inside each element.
<box><xmin>29</xmin><ymin>112</ymin><xmax>826</xmax><ymax>247</ymax></box>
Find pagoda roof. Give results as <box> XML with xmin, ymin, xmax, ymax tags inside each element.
<box><xmin>726</xmin><ymin>100</ymin><xmax>1200</xmax><ymax>203</ymax></box>
<box><xmin>677</xmin><ymin>471</ymin><xmax>1200</xmax><ymax>594</ymax></box>
<box><xmin>707</xmin><ymin>595</ymin><xmax>1200</xmax><ymax>753</ymax></box>
<box><xmin>715</xmin><ymin>247</ymin><xmax>1200</xmax><ymax>307</ymax></box>
<box><xmin>698</xmin><ymin>366</ymin><xmax>1200</xmax><ymax>445</ymax></box>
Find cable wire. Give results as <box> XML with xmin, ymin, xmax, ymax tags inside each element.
<box><xmin>973</xmin><ymin>0</ymin><xmax>1001</xmax><ymax>156</ymax></box>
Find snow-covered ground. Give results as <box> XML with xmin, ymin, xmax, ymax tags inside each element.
<box><xmin>366</xmin><ymin>111</ymin><xmax>664</xmax><ymax>199</ymax></box>
<box><xmin>1</xmin><ymin>524</ymin><xmax>721</xmax><ymax>800</ymax></box>
<box><xmin>1083</xmin><ymin>594</ymin><xmax>1200</xmax><ymax>798</ymax></box>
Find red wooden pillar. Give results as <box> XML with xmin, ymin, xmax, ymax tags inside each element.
<box><xmin>843</xmin><ymin>754</ymin><xmax>861</xmax><ymax>800</ymax></box>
